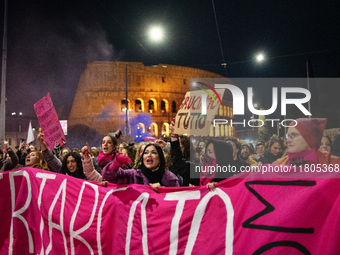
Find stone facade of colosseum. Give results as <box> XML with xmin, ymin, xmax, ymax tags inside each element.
<box><xmin>68</xmin><ymin>61</ymin><xmax>233</xmax><ymax>138</ymax></box>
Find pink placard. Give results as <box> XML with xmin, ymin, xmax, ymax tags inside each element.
<box><xmin>34</xmin><ymin>93</ymin><xmax>66</xmax><ymax>149</ymax></box>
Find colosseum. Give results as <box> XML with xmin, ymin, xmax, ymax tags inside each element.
<box><xmin>68</xmin><ymin>61</ymin><xmax>234</xmax><ymax>140</ymax></box>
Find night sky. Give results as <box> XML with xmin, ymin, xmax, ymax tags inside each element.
<box><xmin>1</xmin><ymin>0</ymin><xmax>340</xmax><ymax>121</ymax></box>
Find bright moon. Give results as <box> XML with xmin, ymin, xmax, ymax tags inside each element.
<box><xmin>256</xmin><ymin>53</ymin><xmax>265</xmax><ymax>62</ymax></box>
<box><xmin>149</xmin><ymin>26</ymin><xmax>164</xmax><ymax>42</ymax></box>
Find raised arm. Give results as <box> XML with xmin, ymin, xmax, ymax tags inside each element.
<box><xmin>2</xmin><ymin>141</ymin><xmax>19</xmax><ymax>171</ymax></box>
<box><xmin>38</xmin><ymin>133</ymin><xmax>62</xmax><ymax>172</ymax></box>
<box><xmin>82</xmin><ymin>144</ymin><xmax>103</xmax><ymax>182</ymax></box>
<box><xmin>102</xmin><ymin>154</ymin><xmax>137</xmax><ymax>185</ymax></box>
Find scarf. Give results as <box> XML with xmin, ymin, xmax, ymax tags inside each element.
<box><xmin>97</xmin><ymin>151</ymin><xmax>116</xmax><ymax>169</ymax></box>
<box><xmin>288</xmin><ymin>149</ymin><xmax>318</xmax><ymax>166</ymax></box>
<box><xmin>66</xmin><ymin>169</ymin><xmax>86</xmax><ymax>179</ymax></box>
<box><xmin>32</xmin><ymin>163</ymin><xmax>49</xmax><ymax>171</ymax></box>
<box><xmin>141</xmin><ymin>165</ymin><xmax>164</xmax><ymax>185</ymax></box>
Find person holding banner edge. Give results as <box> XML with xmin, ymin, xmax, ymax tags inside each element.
<box><xmin>81</xmin><ymin>142</ymin><xmax>132</xmax><ymax>182</ymax></box>
<box><xmin>24</xmin><ymin>150</ymin><xmax>49</xmax><ymax>170</ymax></box>
<box><xmin>101</xmin><ymin>143</ymin><xmax>179</xmax><ymax>191</ymax></box>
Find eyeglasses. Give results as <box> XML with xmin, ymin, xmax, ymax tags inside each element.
<box><xmin>286</xmin><ymin>132</ymin><xmax>301</xmax><ymax>140</ymax></box>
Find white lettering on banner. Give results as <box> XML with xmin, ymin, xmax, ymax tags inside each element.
<box><xmin>46</xmin><ymin>179</ymin><xmax>68</xmax><ymax>255</ymax></box>
<box><xmin>184</xmin><ymin>188</ymin><xmax>234</xmax><ymax>255</ymax></box>
<box><xmin>126</xmin><ymin>193</ymin><xmax>150</xmax><ymax>255</ymax></box>
<box><xmin>164</xmin><ymin>191</ymin><xmax>201</xmax><ymax>255</ymax></box>
<box><xmin>36</xmin><ymin>173</ymin><xmax>57</xmax><ymax>209</ymax></box>
<box><xmin>70</xmin><ymin>182</ymin><xmax>99</xmax><ymax>255</ymax></box>
<box><xmin>36</xmin><ymin>173</ymin><xmax>56</xmax><ymax>255</ymax></box>
<box><xmin>97</xmin><ymin>187</ymin><xmax>128</xmax><ymax>255</ymax></box>
<box><xmin>3</xmin><ymin>169</ymin><xmax>335</xmax><ymax>253</ymax></box>
<box><xmin>9</xmin><ymin>170</ymin><xmax>34</xmax><ymax>255</ymax></box>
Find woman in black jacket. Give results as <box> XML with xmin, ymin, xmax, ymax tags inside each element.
<box><xmin>169</xmin><ymin>121</ymin><xmax>233</xmax><ymax>187</ymax></box>
<box><xmin>258</xmin><ymin>135</ymin><xmax>283</xmax><ymax>164</ymax></box>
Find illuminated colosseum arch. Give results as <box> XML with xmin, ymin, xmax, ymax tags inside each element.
<box><xmin>161</xmin><ymin>99</ymin><xmax>169</xmax><ymax>114</ymax></box>
<box><xmin>161</xmin><ymin>122</ymin><xmax>169</xmax><ymax>137</ymax></box>
<box><xmin>220</xmin><ymin>124</ymin><xmax>225</xmax><ymax>136</ymax></box>
<box><xmin>135</xmin><ymin>98</ymin><xmax>145</xmax><ymax>112</ymax></box>
<box><xmin>219</xmin><ymin>105</ymin><xmax>223</xmax><ymax>116</ymax></box>
<box><xmin>149</xmin><ymin>122</ymin><xmax>158</xmax><ymax>137</ymax></box>
<box><xmin>121</xmin><ymin>99</ymin><xmax>131</xmax><ymax>112</ymax></box>
<box><xmin>215</xmin><ymin>124</ymin><xmax>220</xmax><ymax>137</ymax></box>
<box><xmin>148</xmin><ymin>98</ymin><xmax>157</xmax><ymax>113</ymax></box>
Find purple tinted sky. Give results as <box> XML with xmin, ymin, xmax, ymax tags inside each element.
<box><xmin>1</xmin><ymin>0</ymin><xmax>340</xmax><ymax>120</ymax></box>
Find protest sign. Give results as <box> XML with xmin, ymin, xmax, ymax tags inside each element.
<box><xmin>1</xmin><ymin>167</ymin><xmax>340</xmax><ymax>254</ymax></box>
<box><xmin>174</xmin><ymin>89</ymin><xmax>225</xmax><ymax>136</ymax></box>
<box><xmin>34</xmin><ymin>93</ymin><xmax>66</xmax><ymax>150</ymax></box>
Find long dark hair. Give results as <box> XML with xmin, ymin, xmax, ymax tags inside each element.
<box><xmin>205</xmin><ymin>139</ymin><xmax>234</xmax><ymax>181</ymax></box>
<box><xmin>266</xmin><ymin>135</ymin><xmax>284</xmax><ymax>155</ymax></box>
<box><xmin>138</xmin><ymin>144</ymin><xmax>166</xmax><ymax>184</ymax></box>
<box><xmin>61</xmin><ymin>152</ymin><xmax>86</xmax><ymax>179</ymax></box>
<box><xmin>179</xmin><ymin>135</ymin><xmax>191</xmax><ymax>160</ymax></box>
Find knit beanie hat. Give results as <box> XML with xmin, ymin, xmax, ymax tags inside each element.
<box><xmin>289</xmin><ymin>118</ymin><xmax>327</xmax><ymax>149</ymax></box>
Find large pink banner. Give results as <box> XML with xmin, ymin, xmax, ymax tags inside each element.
<box><xmin>1</xmin><ymin>168</ymin><xmax>340</xmax><ymax>254</ymax></box>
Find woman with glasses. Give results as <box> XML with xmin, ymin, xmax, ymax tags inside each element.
<box><xmin>273</xmin><ymin>118</ymin><xmax>340</xmax><ymax>167</ymax></box>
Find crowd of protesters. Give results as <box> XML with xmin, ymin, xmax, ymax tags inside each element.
<box><xmin>1</xmin><ymin>117</ymin><xmax>340</xmax><ymax>191</ymax></box>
